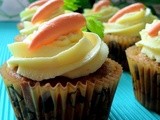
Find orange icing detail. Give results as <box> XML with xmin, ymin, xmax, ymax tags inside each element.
<box><xmin>31</xmin><ymin>0</ymin><xmax>64</xmax><ymax>24</ymax></box>
<box><xmin>108</xmin><ymin>3</ymin><xmax>145</xmax><ymax>23</ymax></box>
<box><xmin>93</xmin><ymin>0</ymin><xmax>110</xmax><ymax>12</ymax></box>
<box><xmin>29</xmin><ymin>13</ymin><xmax>86</xmax><ymax>50</ymax></box>
<box><xmin>148</xmin><ymin>22</ymin><xmax>160</xmax><ymax>37</ymax></box>
<box><xmin>28</xmin><ymin>0</ymin><xmax>48</xmax><ymax>8</ymax></box>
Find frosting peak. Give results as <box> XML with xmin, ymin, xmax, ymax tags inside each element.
<box><xmin>83</xmin><ymin>1</ymin><xmax>119</xmax><ymax>22</ymax></box>
<box><xmin>31</xmin><ymin>0</ymin><xmax>64</xmax><ymax>24</ymax></box>
<box><xmin>8</xmin><ymin>32</ymin><xmax>108</xmax><ymax>81</ymax></box>
<box><xmin>29</xmin><ymin>13</ymin><xmax>86</xmax><ymax>50</ymax></box>
<box><xmin>147</xmin><ymin>21</ymin><xmax>160</xmax><ymax>37</ymax></box>
<box><xmin>8</xmin><ymin>13</ymin><xmax>109</xmax><ymax>81</ymax></box>
<box><xmin>93</xmin><ymin>0</ymin><xmax>110</xmax><ymax>12</ymax></box>
<box><xmin>136</xmin><ymin>20</ymin><xmax>160</xmax><ymax>62</ymax></box>
<box><xmin>19</xmin><ymin>0</ymin><xmax>65</xmax><ymax>36</ymax></box>
<box><xmin>104</xmin><ymin>6</ymin><xmax>157</xmax><ymax>36</ymax></box>
<box><xmin>108</xmin><ymin>3</ymin><xmax>145</xmax><ymax>23</ymax></box>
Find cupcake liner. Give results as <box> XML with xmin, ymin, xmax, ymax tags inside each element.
<box><xmin>103</xmin><ymin>34</ymin><xmax>140</xmax><ymax>70</ymax></box>
<box><xmin>126</xmin><ymin>46</ymin><xmax>160</xmax><ymax>114</ymax></box>
<box><xmin>1</xmin><ymin>59</ymin><xmax>122</xmax><ymax>120</ymax></box>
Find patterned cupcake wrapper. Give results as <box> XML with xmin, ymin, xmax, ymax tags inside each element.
<box><xmin>126</xmin><ymin>53</ymin><xmax>160</xmax><ymax>114</ymax></box>
<box><xmin>103</xmin><ymin>34</ymin><xmax>140</xmax><ymax>70</ymax></box>
<box><xmin>3</xmin><ymin>71</ymin><xmax>120</xmax><ymax>120</ymax></box>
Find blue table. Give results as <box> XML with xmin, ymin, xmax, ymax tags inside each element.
<box><xmin>0</xmin><ymin>22</ymin><xmax>160</xmax><ymax>120</ymax></box>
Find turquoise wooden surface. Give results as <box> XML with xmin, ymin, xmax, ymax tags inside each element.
<box><xmin>0</xmin><ymin>22</ymin><xmax>160</xmax><ymax>120</ymax></box>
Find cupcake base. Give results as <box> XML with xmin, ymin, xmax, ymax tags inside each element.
<box><xmin>104</xmin><ymin>34</ymin><xmax>140</xmax><ymax>71</ymax></box>
<box><xmin>0</xmin><ymin>58</ymin><xmax>122</xmax><ymax>120</ymax></box>
<box><xmin>126</xmin><ymin>46</ymin><xmax>160</xmax><ymax>114</ymax></box>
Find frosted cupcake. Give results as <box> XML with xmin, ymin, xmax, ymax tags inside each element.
<box><xmin>16</xmin><ymin>0</ymin><xmax>65</xmax><ymax>42</ymax></box>
<box><xmin>126</xmin><ymin>20</ymin><xmax>160</xmax><ymax>114</ymax></box>
<box><xmin>83</xmin><ymin>0</ymin><xmax>119</xmax><ymax>22</ymax></box>
<box><xmin>0</xmin><ymin>13</ymin><xmax>122</xmax><ymax>120</ymax></box>
<box><xmin>103</xmin><ymin>3</ymin><xmax>157</xmax><ymax>70</ymax></box>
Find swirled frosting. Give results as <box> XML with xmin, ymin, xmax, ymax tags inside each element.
<box><xmin>20</xmin><ymin>0</ymin><xmax>65</xmax><ymax>35</ymax></box>
<box><xmin>103</xmin><ymin>8</ymin><xmax>157</xmax><ymax>36</ymax></box>
<box><xmin>136</xmin><ymin>20</ymin><xmax>160</xmax><ymax>62</ymax></box>
<box><xmin>20</xmin><ymin>7</ymin><xmax>37</xmax><ymax>21</ymax></box>
<box><xmin>20</xmin><ymin>6</ymin><xmax>64</xmax><ymax>35</ymax></box>
<box><xmin>84</xmin><ymin>6</ymin><xmax>119</xmax><ymax>22</ymax></box>
<box><xmin>7</xmin><ymin>31</ymin><xmax>109</xmax><ymax>81</ymax></box>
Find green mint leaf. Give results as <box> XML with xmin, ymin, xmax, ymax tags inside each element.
<box><xmin>64</xmin><ymin>0</ymin><xmax>94</xmax><ymax>12</ymax></box>
<box><xmin>64</xmin><ymin>0</ymin><xmax>79</xmax><ymax>11</ymax></box>
<box><xmin>85</xmin><ymin>16</ymin><xmax>104</xmax><ymax>38</ymax></box>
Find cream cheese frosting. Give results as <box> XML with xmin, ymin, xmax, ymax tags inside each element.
<box><xmin>7</xmin><ymin>32</ymin><xmax>109</xmax><ymax>81</ymax></box>
<box><xmin>20</xmin><ymin>7</ymin><xmax>37</xmax><ymax>21</ymax></box>
<box><xmin>84</xmin><ymin>6</ymin><xmax>119</xmax><ymax>22</ymax></box>
<box><xmin>103</xmin><ymin>8</ymin><xmax>157</xmax><ymax>36</ymax></box>
<box><xmin>19</xmin><ymin>0</ymin><xmax>65</xmax><ymax>35</ymax></box>
<box><xmin>20</xmin><ymin>0</ymin><xmax>48</xmax><ymax>21</ymax></box>
<box><xmin>20</xmin><ymin>7</ymin><xmax>64</xmax><ymax>35</ymax></box>
<box><xmin>136</xmin><ymin>20</ymin><xmax>160</xmax><ymax>62</ymax></box>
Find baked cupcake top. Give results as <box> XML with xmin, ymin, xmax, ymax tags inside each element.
<box><xmin>20</xmin><ymin>0</ymin><xmax>65</xmax><ymax>35</ymax></box>
<box><xmin>136</xmin><ymin>20</ymin><xmax>160</xmax><ymax>62</ymax></box>
<box><xmin>103</xmin><ymin>3</ymin><xmax>157</xmax><ymax>36</ymax></box>
<box><xmin>7</xmin><ymin>13</ymin><xmax>109</xmax><ymax>81</ymax></box>
<box><xmin>83</xmin><ymin>0</ymin><xmax>119</xmax><ymax>22</ymax></box>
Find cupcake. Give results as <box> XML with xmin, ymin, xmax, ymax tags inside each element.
<box><xmin>126</xmin><ymin>20</ymin><xmax>160</xmax><ymax>114</ymax></box>
<box><xmin>16</xmin><ymin>0</ymin><xmax>65</xmax><ymax>42</ymax></box>
<box><xmin>83</xmin><ymin>0</ymin><xmax>119</xmax><ymax>22</ymax></box>
<box><xmin>0</xmin><ymin>13</ymin><xmax>122</xmax><ymax>120</ymax></box>
<box><xmin>103</xmin><ymin>3</ymin><xmax>157</xmax><ymax>70</ymax></box>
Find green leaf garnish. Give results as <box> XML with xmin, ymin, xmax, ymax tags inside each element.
<box><xmin>63</xmin><ymin>0</ymin><xmax>80</xmax><ymax>11</ymax></box>
<box><xmin>85</xmin><ymin>16</ymin><xmax>104</xmax><ymax>38</ymax></box>
<box><xmin>64</xmin><ymin>0</ymin><xmax>92</xmax><ymax>12</ymax></box>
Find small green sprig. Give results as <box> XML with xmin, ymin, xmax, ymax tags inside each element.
<box><xmin>85</xmin><ymin>16</ymin><xmax>104</xmax><ymax>38</ymax></box>
<box><xmin>63</xmin><ymin>0</ymin><xmax>80</xmax><ymax>11</ymax></box>
<box><xmin>64</xmin><ymin>0</ymin><xmax>93</xmax><ymax>12</ymax></box>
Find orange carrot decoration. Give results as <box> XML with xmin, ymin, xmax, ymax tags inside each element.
<box><xmin>28</xmin><ymin>0</ymin><xmax>48</xmax><ymax>8</ymax></box>
<box><xmin>31</xmin><ymin>0</ymin><xmax>64</xmax><ymax>24</ymax></box>
<box><xmin>148</xmin><ymin>22</ymin><xmax>160</xmax><ymax>37</ymax></box>
<box><xmin>93</xmin><ymin>0</ymin><xmax>110</xmax><ymax>12</ymax></box>
<box><xmin>29</xmin><ymin>13</ymin><xmax>86</xmax><ymax>50</ymax></box>
<box><xmin>108</xmin><ymin>3</ymin><xmax>145</xmax><ymax>23</ymax></box>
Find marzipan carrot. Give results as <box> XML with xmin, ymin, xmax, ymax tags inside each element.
<box><xmin>148</xmin><ymin>22</ymin><xmax>160</xmax><ymax>37</ymax></box>
<box><xmin>28</xmin><ymin>0</ymin><xmax>48</xmax><ymax>8</ymax></box>
<box><xmin>108</xmin><ymin>3</ymin><xmax>145</xmax><ymax>23</ymax></box>
<box><xmin>29</xmin><ymin>13</ymin><xmax>86</xmax><ymax>50</ymax></box>
<box><xmin>93</xmin><ymin>0</ymin><xmax>110</xmax><ymax>12</ymax></box>
<box><xmin>31</xmin><ymin>0</ymin><xmax>64</xmax><ymax>24</ymax></box>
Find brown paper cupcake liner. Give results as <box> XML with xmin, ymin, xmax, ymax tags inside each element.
<box><xmin>103</xmin><ymin>34</ymin><xmax>140</xmax><ymax>70</ymax></box>
<box><xmin>126</xmin><ymin>46</ymin><xmax>160</xmax><ymax>114</ymax></box>
<box><xmin>1</xmin><ymin>58</ymin><xmax>122</xmax><ymax>120</ymax></box>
